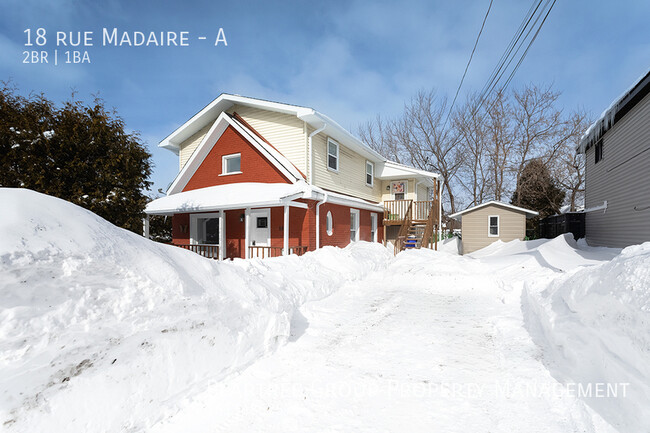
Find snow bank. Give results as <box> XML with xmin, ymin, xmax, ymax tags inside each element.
<box><xmin>523</xmin><ymin>242</ymin><xmax>650</xmax><ymax>432</ymax></box>
<box><xmin>470</xmin><ymin>234</ymin><xmax>619</xmax><ymax>272</ymax></box>
<box><xmin>0</xmin><ymin>188</ymin><xmax>392</xmax><ymax>432</ymax></box>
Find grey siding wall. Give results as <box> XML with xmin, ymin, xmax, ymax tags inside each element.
<box><xmin>585</xmin><ymin>93</ymin><xmax>650</xmax><ymax>247</ymax></box>
<box><xmin>460</xmin><ymin>204</ymin><xmax>526</xmax><ymax>254</ymax></box>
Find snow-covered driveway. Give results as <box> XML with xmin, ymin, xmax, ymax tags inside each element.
<box><xmin>151</xmin><ymin>248</ymin><xmax>613</xmax><ymax>433</ymax></box>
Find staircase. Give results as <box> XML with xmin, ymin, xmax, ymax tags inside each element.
<box><xmin>403</xmin><ymin>223</ymin><xmax>426</xmax><ymax>249</ymax></box>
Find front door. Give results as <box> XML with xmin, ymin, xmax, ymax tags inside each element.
<box><xmin>249</xmin><ymin>208</ymin><xmax>270</xmax><ymax>246</ymax></box>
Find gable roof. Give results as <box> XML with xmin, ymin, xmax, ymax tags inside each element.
<box><xmin>160</xmin><ymin>93</ymin><xmax>387</xmax><ymax>163</ymax></box>
<box><xmin>578</xmin><ymin>69</ymin><xmax>650</xmax><ymax>154</ymax></box>
<box><xmin>166</xmin><ymin>112</ymin><xmax>304</xmax><ymax>195</ymax></box>
<box><xmin>448</xmin><ymin>201</ymin><xmax>539</xmax><ymax>220</ymax></box>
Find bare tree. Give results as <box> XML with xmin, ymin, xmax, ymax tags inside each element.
<box><xmin>453</xmin><ymin>94</ymin><xmax>491</xmax><ymax>207</ymax></box>
<box><xmin>401</xmin><ymin>90</ymin><xmax>462</xmax><ymax>214</ymax></box>
<box><xmin>549</xmin><ymin>111</ymin><xmax>591</xmax><ymax>211</ymax></box>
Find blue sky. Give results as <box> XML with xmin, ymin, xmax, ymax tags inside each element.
<box><xmin>1</xmin><ymin>0</ymin><xmax>649</xmax><ymax>194</ymax></box>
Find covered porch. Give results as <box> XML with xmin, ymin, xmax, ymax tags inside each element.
<box><xmin>144</xmin><ymin>183</ymin><xmax>312</xmax><ymax>260</ymax></box>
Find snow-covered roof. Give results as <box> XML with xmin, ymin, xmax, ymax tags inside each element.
<box><xmin>448</xmin><ymin>201</ymin><xmax>539</xmax><ymax>220</ymax></box>
<box><xmin>160</xmin><ymin>93</ymin><xmax>387</xmax><ymax>164</ymax></box>
<box><xmin>376</xmin><ymin>160</ymin><xmax>439</xmax><ymax>183</ymax></box>
<box><xmin>578</xmin><ymin>69</ymin><xmax>650</xmax><ymax>154</ymax></box>
<box><xmin>146</xmin><ymin>181</ymin><xmax>385</xmax><ymax>215</ymax></box>
<box><xmin>166</xmin><ymin>112</ymin><xmax>304</xmax><ymax>195</ymax></box>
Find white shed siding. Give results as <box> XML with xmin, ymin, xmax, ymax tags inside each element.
<box><xmin>585</xmin><ymin>92</ymin><xmax>650</xmax><ymax>247</ymax></box>
<box><xmin>226</xmin><ymin>105</ymin><xmax>307</xmax><ymax>174</ymax></box>
<box><xmin>179</xmin><ymin>124</ymin><xmax>211</xmax><ymax>170</ymax></box>
<box><xmin>311</xmin><ymin>128</ymin><xmax>383</xmax><ymax>202</ymax></box>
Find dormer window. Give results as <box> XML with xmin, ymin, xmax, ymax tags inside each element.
<box><xmin>222</xmin><ymin>153</ymin><xmax>241</xmax><ymax>175</ymax></box>
<box><xmin>327</xmin><ymin>138</ymin><xmax>339</xmax><ymax>172</ymax></box>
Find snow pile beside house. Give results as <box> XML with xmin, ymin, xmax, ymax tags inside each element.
<box><xmin>0</xmin><ymin>188</ymin><xmax>392</xmax><ymax>432</ymax></box>
<box><xmin>523</xmin><ymin>242</ymin><xmax>650</xmax><ymax>432</ymax></box>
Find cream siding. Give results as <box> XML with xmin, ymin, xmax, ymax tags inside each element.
<box><xmin>416</xmin><ymin>182</ymin><xmax>429</xmax><ymax>201</ymax></box>
<box><xmin>584</xmin><ymin>92</ymin><xmax>650</xmax><ymax>248</ymax></box>
<box><xmin>311</xmin><ymin>128</ymin><xmax>383</xmax><ymax>202</ymax></box>
<box><xmin>226</xmin><ymin>105</ymin><xmax>307</xmax><ymax>174</ymax></box>
<box><xmin>460</xmin><ymin>204</ymin><xmax>526</xmax><ymax>254</ymax></box>
<box><xmin>179</xmin><ymin>124</ymin><xmax>211</xmax><ymax>170</ymax></box>
<box><xmin>380</xmin><ymin>179</ymin><xmax>418</xmax><ymax>202</ymax></box>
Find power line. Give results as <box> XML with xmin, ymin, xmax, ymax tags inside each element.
<box><xmin>472</xmin><ymin>0</ymin><xmax>557</xmax><ymax>115</ymax></box>
<box><xmin>441</xmin><ymin>0</ymin><xmax>494</xmax><ymax>132</ymax></box>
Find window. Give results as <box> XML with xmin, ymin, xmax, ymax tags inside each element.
<box><xmin>370</xmin><ymin>213</ymin><xmax>378</xmax><ymax>242</ymax></box>
<box><xmin>595</xmin><ymin>139</ymin><xmax>603</xmax><ymax>164</ymax></box>
<box><xmin>365</xmin><ymin>161</ymin><xmax>374</xmax><ymax>186</ymax></box>
<box><xmin>326</xmin><ymin>211</ymin><xmax>333</xmax><ymax>236</ymax></box>
<box><xmin>488</xmin><ymin>215</ymin><xmax>499</xmax><ymax>237</ymax></box>
<box><xmin>222</xmin><ymin>153</ymin><xmax>241</xmax><ymax>175</ymax></box>
<box><xmin>350</xmin><ymin>209</ymin><xmax>360</xmax><ymax>242</ymax></box>
<box><xmin>256</xmin><ymin>217</ymin><xmax>268</xmax><ymax>229</ymax></box>
<box><xmin>327</xmin><ymin>138</ymin><xmax>339</xmax><ymax>171</ymax></box>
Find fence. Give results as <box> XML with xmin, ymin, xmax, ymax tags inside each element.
<box><xmin>538</xmin><ymin>213</ymin><xmax>585</xmax><ymax>240</ymax></box>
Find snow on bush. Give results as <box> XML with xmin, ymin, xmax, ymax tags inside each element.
<box><xmin>0</xmin><ymin>188</ymin><xmax>392</xmax><ymax>432</ymax></box>
<box><xmin>523</xmin><ymin>242</ymin><xmax>650</xmax><ymax>432</ymax></box>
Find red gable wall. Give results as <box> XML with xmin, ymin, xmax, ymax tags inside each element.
<box><xmin>183</xmin><ymin>125</ymin><xmax>292</xmax><ymax>192</ymax></box>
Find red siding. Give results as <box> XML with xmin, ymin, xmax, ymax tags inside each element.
<box><xmin>183</xmin><ymin>125</ymin><xmax>291</xmax><ymax>192</ymax></box>
<box><xmin>171</xmin><ymin>202</ymin><xmax>383</xmax><ymax>258</ymax></box>
<box><xmin>318</xmin><ymin>203</ymin><xmax>383</xmax><ymax>247</ymax></box>
<box><xmin>172</xmin><ymin>213</ymin><xmax>190</xmax><ymax>244</ymax></box>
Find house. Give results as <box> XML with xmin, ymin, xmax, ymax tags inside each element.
<box><xmin>145</xmin><ymin>94</ymin><xmax>441</xmax><ymax>259</ymax></box>
<box><xmin>449</xmin><ymin>201</ymin><xmax>538</xmax><ymax>254</ymax></box>
<box><xmin>577</xmin><ymin>70</ymin><xmax>650</xmax><ymax>248</ymax></box>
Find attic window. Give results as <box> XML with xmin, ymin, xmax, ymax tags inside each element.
<box><xmin>222</xmin><ymin>153</ymin><xmax>241</xmax><ymax>175</ymax></box>
<box><xmin>327</xmin><ymin>138</ymin><xmax>339</xmax><ymax>172</ymax></box>
<box><xmin>595</xmin><ymin>139</ymin><xmax>603</xmax><ymax>164</ymax></box>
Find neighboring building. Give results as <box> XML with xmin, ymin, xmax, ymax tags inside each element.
<box><xmin>577</xmin><ymin>70</ymin><xmax>650</xmax><ymax>248</ymax></box>
<box><xmin>145</xmin><ymin>94</ymin><xmax>441</xmax><ymax>259</ymax></box>
<box><xmin>449</xmin><ymin>201</ymin><xmax>538</xmax><ymax>254</ymax></box>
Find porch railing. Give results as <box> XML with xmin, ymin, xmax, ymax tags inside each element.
<box><xmin>173</xmin><ymin>243</ymin><xmax>219</xmax><ymax>259</ymax></box>
<box><xmin>384</xmin><ymin>200</ymin><xmax>433</xmax><ymax>222</ymax></box>
<box><xmin>248</xmin><ymin>245</ymin><xmax>308</xmax><ymax>259</ymax></box>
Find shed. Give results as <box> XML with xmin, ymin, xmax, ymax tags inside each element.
<box><xmin>449</xmin><ymin>201</ymin><xmax>539</xmax><ymax>254</ymax></box>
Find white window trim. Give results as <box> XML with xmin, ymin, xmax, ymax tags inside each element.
<box><xmin>365</xmin><ymin>160</ymin><xmax>374</xmax><ymax>187</ymax></box>
<box><xmin>350</xmin><ymin>208</ymin><xmax>360</xmax><ymax>242</ymax></box>
<box><xmin>488</xmin><ymin>215</ymin><xmax>500</xmax><ymax>238</ymax></box>
<box><xmin>190</xmin><ymin>212</ymin><xmax>221</xmax><ymax>245</ymax></box>
<box><xmin>327</xmin><ymin>138</ymin><xmax>339</xmax><ymax>173</ymax></box>
<box><xmin>326</xmin><ymin>210</ymin><xmax>333</xmax><ymax>236</ymax></box>
<box><xmin>221</xmin><ymin>153</ymin><xmax>242</xmax><ymax>176</ymax></box>
<box><xmin>370</xmin><ymin>213</ymin><xmax>378</xmax><ymax>242</ymax></box>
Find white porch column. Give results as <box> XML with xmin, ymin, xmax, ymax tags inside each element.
<box><xmin>283</xmin><ymin>204</ymin><xmax>289</xmax><ymax>256</ymax></box>
<box><xmin>218</xmin><ymin>210</ymin><xmax>225</xmax><ymax>261</ymax></box>
<box><xmin>143</xmin><ymin>215</ymin><xmax>150</xmax><ymax>239</ymax></box>
<box><xmin>244</xmin><ymin>208</ymin><xmax>251</xmax><ymax>259</ymax></box>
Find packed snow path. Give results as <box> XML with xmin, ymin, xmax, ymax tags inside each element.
<box><xmin>151</xmin><ymin>249</ymin><xmax>613</xmax><ymax>433</ymax></box>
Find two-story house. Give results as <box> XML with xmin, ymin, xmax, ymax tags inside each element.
<box><xmin>145</xmin><ymin>94</ymin><xmax>441</xmax><ymax>259</ymax></box>
<box><xmin>577</xmin><ymin>70</ymin><xmax>650</xmax><ymax>247</ymax></box>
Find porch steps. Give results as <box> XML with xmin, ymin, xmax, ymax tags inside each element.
<box><xmin>402</xmin><ymin>223</ymin><xmax>426</xmax><ymax>250</ymax></box>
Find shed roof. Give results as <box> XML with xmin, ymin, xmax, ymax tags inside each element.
<box><xmin>448</xmin><ymin>201</ymin><xmax>539</xmax><ymax>220</ymax></box>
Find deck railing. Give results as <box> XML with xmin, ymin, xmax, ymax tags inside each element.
<box><xmin>394</xmin><ymin>201</ymin><xmax>413</xmax><ymax>254</ymax></box>
<box><xmin>248</xmin><ymin>245</ymin><xmax>308</xmax><ymax>259</ymax></box>
<box><xmin>384</xmin><ymin>200</ymin><xmax>433</xmax><ymax>222</ymax></box>
<box><xmin>173</xmin><ymin>243</ymin><xmax>219</xmax><ymax>259</ymax></box>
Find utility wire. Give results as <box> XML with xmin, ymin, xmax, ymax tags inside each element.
<box><xmin>473</xmin><ymin>0</ymin><xmax>556</xmax><ymax>116</ymax></box>
<box><xmin>441</xmin><ymin>0</ymin><xmax>494</xmax><ymax>132</ymax></box>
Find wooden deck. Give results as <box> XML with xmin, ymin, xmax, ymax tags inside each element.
<box><xmin>383</xmin><ymin>200</ymin><xmax>434</xmax><ymax>225</ymax></box>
